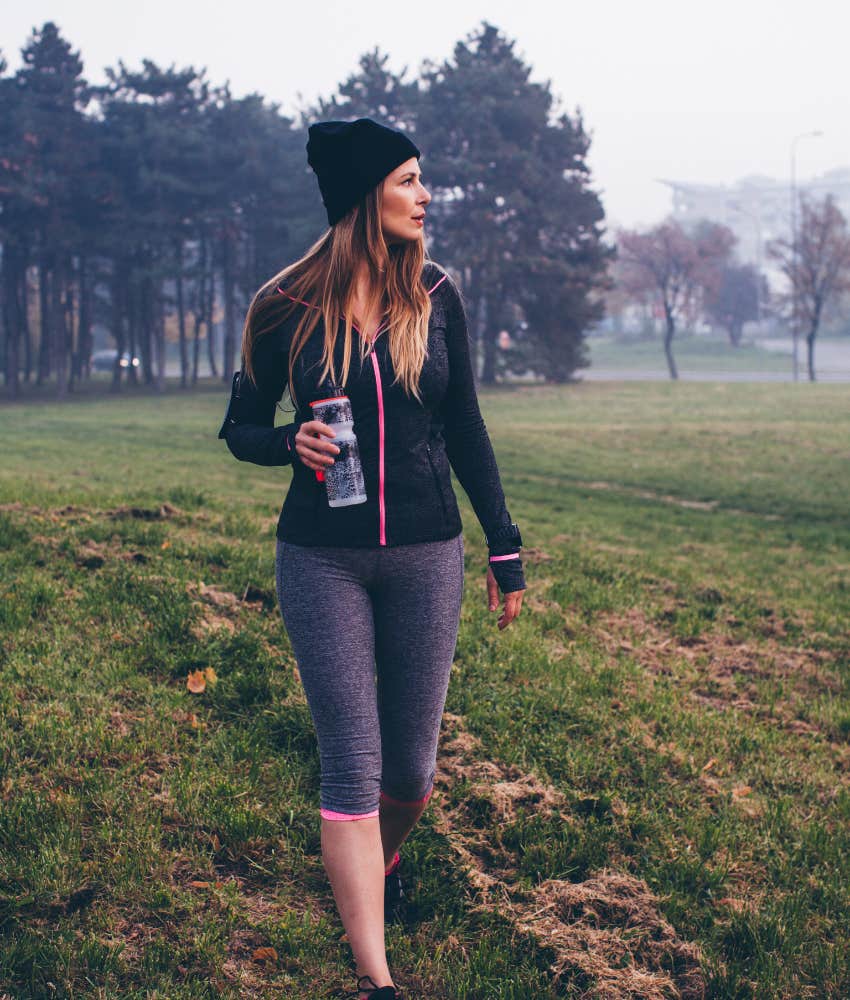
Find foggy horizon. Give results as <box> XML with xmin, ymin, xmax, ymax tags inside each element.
<box><xmin>2</xmin><ymin>0</ymin><xmax>848</xmax><ymax>231</ymax></box>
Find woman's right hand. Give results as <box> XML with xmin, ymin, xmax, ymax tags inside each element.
<box><xmin>294</xmin><ymin>419</ymin><xmax>340</xmax><ymax>471</ymax></box>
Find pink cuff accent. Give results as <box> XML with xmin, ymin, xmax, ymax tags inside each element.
<box><xmin>320</xmin><ymin>807</ymin><xmax>380</xmax><ymax>821</ymax></box>
<box><xmin>379</xmin><ymin>786</ymin><xmax>433</xmax><ymax>807</ymax></box>
<box><xmin>489</xmin><ymin>553</ymin><xmax>520</xmax><ymax>562</ymax></box>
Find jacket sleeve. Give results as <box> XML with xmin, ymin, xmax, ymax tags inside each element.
<box><xmin>437</xmin><ymin>273</ymin><xmax>526</xmax><ymax>593</ymax></box>
<box><xmin>217</xmin><ymin>324</ymin><xmax>303</xmax><ymax>467</ymax></box>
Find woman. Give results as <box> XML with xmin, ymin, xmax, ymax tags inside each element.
<box><xmin>218</xmin><ymin>118</ymin><xmax>526</xmax><ymax>1000</ymax></box>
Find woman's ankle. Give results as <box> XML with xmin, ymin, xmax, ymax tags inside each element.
<box><xmin>356</xmin><ymin>970</ymin><xmax>395</xmax><ymax>996</ymax></box>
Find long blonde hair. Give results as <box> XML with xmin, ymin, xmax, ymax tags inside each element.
<box><xmin>240</xmin><ymin>180</ymin><xmax>433</xmax><ymax>411</ymax></box>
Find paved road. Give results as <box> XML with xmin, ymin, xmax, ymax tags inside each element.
<box><xmin>579</xmin><ymin>368</ymin><xmax>850</xmax><ymax>382</ymax></box>
<box><xmin>170</xmin><ymin>337</ymin><xmax>850</xmax><ymax>383</ymax></box>
<box><xmin>581</xmin><ymin>338</ymin><xmax>850</xmax><ymax>382</ymax></box>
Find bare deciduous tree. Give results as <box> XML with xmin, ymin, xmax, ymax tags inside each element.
<box><xmin>617</xmin><ymin>220</ymin><xmax>735</xmax><ymax>379</ymax></box>
<box><xmin>767</xmin><ymin>194</ymin><xmax>850</xmax><ymax>382</ymax></box>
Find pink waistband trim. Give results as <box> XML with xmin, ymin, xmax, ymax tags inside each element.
<box><xmin>489</xmin><ymin>552</ymin><xmax>520</xmax><ymax>562</ymax></box>
<box><xmin>320</xmin><ymin>807</ymin><xmax>380</xmax><ymax>821</ymax></box>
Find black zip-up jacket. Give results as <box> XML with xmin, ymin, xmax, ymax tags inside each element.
<box><xmin>217</xmin><ymin>261</ymin><xmax>525</xmax><ymax>593</ymax></box>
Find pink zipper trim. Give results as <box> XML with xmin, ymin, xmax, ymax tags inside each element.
<box><xmin>277</xmin><ymin>272</ymin><xmax>448</xmax><ymax>547</ymax></box>
<box><xmin>369</xmin><ymin>348</ymin><xmax>387</xmax><ymax>544</ymax></box>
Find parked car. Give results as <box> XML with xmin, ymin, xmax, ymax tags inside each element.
<box><xmin>91</xmin><ymin>349</ymin><xmax>140</xmax><ymax>373</ymax></box>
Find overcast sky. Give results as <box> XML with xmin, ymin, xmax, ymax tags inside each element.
<box><xmin>3</xmin><ymin>0</ymin><xmax>847</xmax><ymax>230</ymax></box>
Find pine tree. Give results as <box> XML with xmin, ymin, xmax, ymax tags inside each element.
<box><xmin>416</xmin><ymin>21</ymin><xmax>612</xmax><ymax>383</ymax></box>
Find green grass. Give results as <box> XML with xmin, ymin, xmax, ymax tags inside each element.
<box><xmin>1</xmin><ymin>379</ymin><xmax>848</xmax><ymax>998</ymax></box>
<box><xmin>587</xmin><ymin>333</ymin><xmax>792</xmax><ymax>372</ymax></box>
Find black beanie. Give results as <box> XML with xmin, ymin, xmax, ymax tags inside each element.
<box><xmin>306</xmin><ymin>118</ymin><xmax>421</xmax><ymax>227</ymax></box>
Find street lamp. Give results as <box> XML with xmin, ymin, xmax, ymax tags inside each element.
<box><xmin>790</xmin><ymin>130</ymin><xmax>823</xmax><ymax>381</ymax></box>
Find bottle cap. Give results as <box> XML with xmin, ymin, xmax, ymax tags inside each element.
<box><xmin>309</xmin><ymin>382</ymin><xmax>347</xmax><ymax>407</ymax></box>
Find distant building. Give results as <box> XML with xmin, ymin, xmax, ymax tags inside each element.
<box><xmin>657</xmin><ymin>167</ymin><xmax>850</xmax><ymax>277</ymax></box>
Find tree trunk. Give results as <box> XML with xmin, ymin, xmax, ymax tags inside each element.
<box><xmin>156</xmin><ymin>279</ymin><xmax>167</xmax><ymax>393</ymax></box>
<box><xmin>205</xmin><ymin>242</ymin><xmax>218</xmax><ymax>379</ymax></box>
<box><xmin>138</xmin><ymin>272</ymin><xmax>154</xmax><ymax>385</ymax></box>
<box><xmin>191</xmin><ymin>298</ymin><xmax>201</xmax><ymax>385</ymax></box>
<box><xmin>791</xmin><ymin>329</ymin><xmax>800</xmax><ymax>382</ymax></box>
<box><xmin>663</xmin><ymin>308</ymin><xmax>679</xmax><ymax>380</ymax></box>
<box><xmin>222</xmin><ymin>236</ymin><xmax>236</xmax><ymax>383</ymax></box>
<box><xmin>38</xmin><ymin>257</ymin><xmax>52</xmax><ymax>385</ymax></box>
<box><xmin>53</xmin><ymin>257</ymin><xmax>69</xmax><ymax>398</ymax></box>
<box><xmin>2</xmin><ymin>244</ymin><xmax>23</xmax><ymax>399</ymax></box>
<box><xmin>110</xmin><ymin>261</ymin><xmax>127</xmax><ymax>392</ymax></box>
<box><xmin>480</xmin><ymin>279</ymin><xmax>499</xmax><ymax>384</ymax></box>
<box><xmin>175</xmin><ymin>240</ymin><xmax>188</xmax><ymax>388</ymax></box>
<box><xmin>76</xmin><ymin>255</ymin><xmax>93</xmax><ymax>382</ymax></box>
<box><xmin>193</xmin><ymin>236</ymin><xmax>206</xmax><ymax>384</ymax></box>
<box><xmin>23</xmin><ymin>264</ymin><xmax>33</xmax><ymax>383</ymax></box>
<box><xmin>65</xmin><ymin>263</ymin><xmax>78</xmax><ymax>392</ymax></box>
<box><xmin>807</xmin><ymin>331</ymin><xmax>817</xmax><ymax>382</ymax></box>
<box><xmin>729</xmin><ymin>322</ymin><xmax>743</xmax><ymax>347</ymax></box>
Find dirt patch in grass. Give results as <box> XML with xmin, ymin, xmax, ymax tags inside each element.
<box><xmin>74</xmin><ymin>538</ymin><xmax>149</xmax><ymax>568</ymax></box>
<box><xmin>183</xmin><ymin>581</ymin><xmax>271</xmax><ymax>641</ymax></box>
<box><xmin>106</xmin><ymin>502</ymin><xmax>183</xmax><ymax>520</ymax></box>
<box><xmin>433</xmin><ymin>712</ymin><xmax>707</xmax><ymax>998</ymax></box>
<box><xmin>572</xmin><ymin>479</ymin><xmax>782</xmax><ymax>520</ymax></box>
<box><xmin>594</xmin><ymin>606</ymin><xmax>843</xmax><ymax>741</ymax></box>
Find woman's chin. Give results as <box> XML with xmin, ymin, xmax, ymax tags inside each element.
<box><xmin>383</xmin><ymin>227</ymin><xmax>424</xmax><ymax>246</ymax></box>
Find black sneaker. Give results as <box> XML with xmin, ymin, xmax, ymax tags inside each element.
<box><xmin>384</xmin><ymin>852</ymin><xmax>406</xmax><ymax>925</ymax></box>
<box><xmin>344</xmin><ymin>973</ymin><xmax>402</xmax><ymax>998</ymax></box>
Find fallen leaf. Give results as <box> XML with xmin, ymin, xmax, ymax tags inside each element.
<box><xmin>702</xmin><ymin>757</ymin><xmax>717</xmax><ymax>772</ymax></box>
<box><xmin>204</xmin><ymin>666</ymin><xmax>218</xmax><ymax>685</ymax></box>
<box><xmin>161</xmin><ymin>540</ymin><xmax>171</xmax><ymax>550</ymax></box>
<box><xmin>187</xmin><ymin>670</ymin><xmax>206</xmax><ymax>693</ymax></box>
<box><xmin>189</xmin><ymin>881</ymin><xmax>211</xmax><ymax>889</ymax></box>
<box><xmin>252</xmin><ymin>946</ymin><xmax>278</xmax><ymax>964</ymax></box>
<box><xmin>732</xmin><ymin>784</ymin><xmax>752</xmax><ymax>798</ymax></box>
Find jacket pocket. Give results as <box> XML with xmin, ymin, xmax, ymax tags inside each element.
<box><xmin>425</xmin><ymin>442</ymin><xmax>449</xmax><ymax>519</ymax></box>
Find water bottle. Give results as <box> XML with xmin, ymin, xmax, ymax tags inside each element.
<box><xmin>309</xmin><ymin>385</ymin><xmax>367</xmax><ymax>507</ymax></box>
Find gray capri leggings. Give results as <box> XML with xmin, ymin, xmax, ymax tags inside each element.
<box><xmin>275</xmin><ymin>533</ymin><xmax>465</xmax><ymax>821</ymax></box>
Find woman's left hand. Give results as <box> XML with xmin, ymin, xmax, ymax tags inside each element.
<box><xmin>486</xmin><ymin>566</ymin><xmax>524</xmax><ymax>630</ymax></box>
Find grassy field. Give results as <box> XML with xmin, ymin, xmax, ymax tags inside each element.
<box><xmin>1</xmin><ymin>379</ymin><xmax>848</xmax><ymax>999</ymax></box>
<box><xmin>586</xmin><ymin>334</ymin><xmax>792</xmax><ymax>373</ymax></box>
